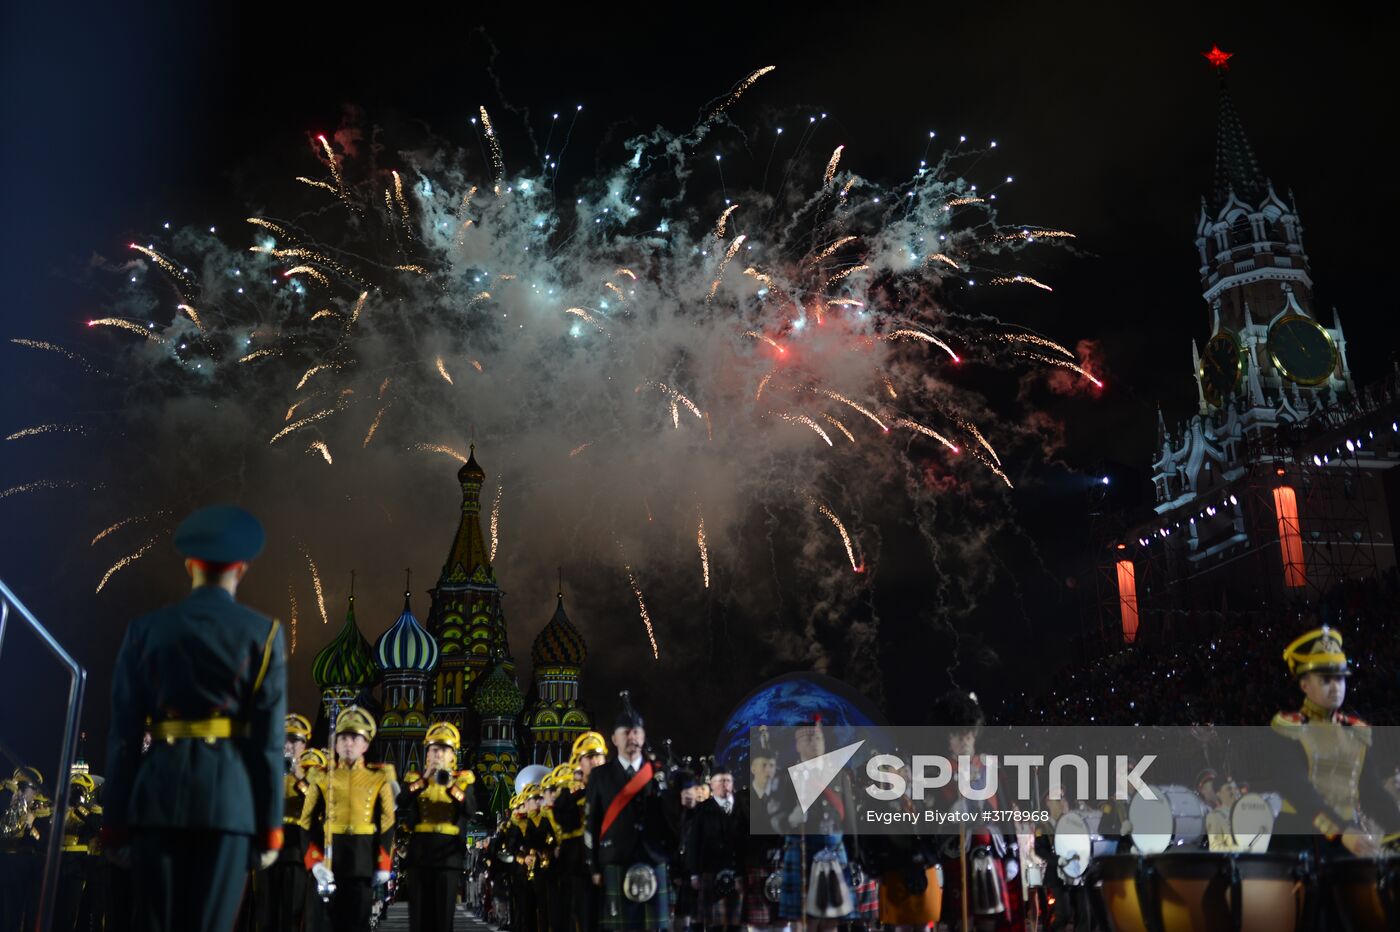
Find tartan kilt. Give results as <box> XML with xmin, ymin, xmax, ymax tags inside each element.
<box><xmin>779</xmin><ymin>835</ymin><xmax>852</xmax><ymax>921</ymax></box>
<box><xmin>601</xmin><ymin>863</ymin><xmax>671</xmax><ymax>930</ymax></box>
<box><xmin>854</xmin><ymin>875</ymin><xmax>880</xmax><ymax>919</ymax></box>
<box><xmin>741</xmin><ymin>866</ymin><xmax>772</xmax><ymax>927</ymax></box>
<box><xmin>698</xmin><ymin>871</ymin><xmax>744</xmax><ymax>926</ymax></box>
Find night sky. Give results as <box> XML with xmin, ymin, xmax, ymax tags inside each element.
<box><xmin>3</xmin><ymin>3</ymin><xmax>1397</xmax><ymax>770</ymax></box>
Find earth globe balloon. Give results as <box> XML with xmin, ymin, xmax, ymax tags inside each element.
<box><xmin>515</xmin><ymin>763</ymin><xmax>551</xmax><ymax>794</ymax></box>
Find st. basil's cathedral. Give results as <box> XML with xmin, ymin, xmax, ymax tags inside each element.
<box><xmin>306</xmin><ymin>447</ymin><xmax>590</xmax><ymax>817</ymax></box>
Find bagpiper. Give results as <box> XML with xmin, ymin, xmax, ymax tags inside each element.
<box><xmin>260</xmin><ymin>713</ymin><xmax>316</xmax><ymax>932</ymax></box>
<box><xmin>1</xmin><ymin>767</ymin><xmax>47</xmax><ymax>932</ymax></box>
<box><xmin>399</xmin><ymin>721</ymin><xmax>476</xmax><ymax>932</ymax></box>
<box><xmin>299</xmin><ymin>705</ymin><xmax>396</xmax><ymax>932</ymax></box>
<box><xmin>689</xmin><ymin>764</ymin><xmax>746</xmax><ymax>932</ymax></box>
<box><xmin>586</xmin><ymin>691</ymin><xmax>674</xmax><ymax>932</ymax></box>
<box><xmin>1270</xmin><ymin>626</ymin><xmax>1399</xmax><ymax>855</ymax></box>
<box><xmin>102</xmin><ymin>505</ymin><xmax>288</xmax><ymax>932</ymax></box>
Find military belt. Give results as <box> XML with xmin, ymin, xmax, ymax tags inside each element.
<box><xmin>151</xmin><ymin>717</ymin><xmax>247</xmax><ymax>743</ymax></box>
<box><xmin>556</xmin><ymin>827</ymin><xmax>585</xmax><ymax>841</ymax></box>
<box><xmin>413</xmin><ymin>822</ymin><xmax>462</xmax><ymax>835</ymax></box>
<box><xmin>329</xmin><ymin>824</ymin><xmax>379</xmax><ymax>835</ymax></box>
<box><xmin>61</xmin><ymin>835</ymin><xmax>88</xmax><ymax>853</ymax></box>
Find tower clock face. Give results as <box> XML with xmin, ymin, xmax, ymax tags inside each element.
<box><xmin>1200</xmin><ymin>330</ymin><xmax>1244</xmax><ymax>407</ymax></box>
<box><xmin>1267</xmin><ymin>314</ymin><xmax>1337</xmax><ymax>386</ymax></box>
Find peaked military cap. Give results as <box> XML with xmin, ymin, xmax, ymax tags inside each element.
<box><xmin>285</xmin><ymin>713</ymin><xmax>313</xmax><ymax>741</ymax></box>
<box><xmin>299</xmin><ymin>748</ymin><xmax>329</xmax><ymax>770</ymax></box>
<box><xmin>173</xmin><ymin>505</ymin><xmax>265</xmax><ymax>563</ymax></box>
<box><xmin>334</xmin><ymin>705</ymin><xmax>377</xmax><ymax>741</ymax></box>
<box><xmin>424</xmin><ymin>721</ymin><xmax>461</xmax><ymax>750</ymax></box>
<box><xmin>571</xmin><ymin>730</ymin><xmax>608</xmax><ymax>761</ymax></box>
<box><xmin>1284</xmin><ymin>626</ymin><xmax>1350</xmax><ymax>677</ymax></box>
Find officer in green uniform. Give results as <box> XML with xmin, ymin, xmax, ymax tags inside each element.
<box><xmin>102</xmin><ymin>504</ymin><xmax>288</xmax><ymax>932</ymax></box>
<box><xmin>1270</xmin><ymin>626</ymin><xmax>1399</xmax><ymax>856</ymax></box>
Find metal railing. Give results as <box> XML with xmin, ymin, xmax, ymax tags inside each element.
<box><xmin>0</xmin><ymin>578</ymin><xmax>86</xmax><ymax>932</ymax></box>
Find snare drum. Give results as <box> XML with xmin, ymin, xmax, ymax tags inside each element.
<box><xmin>1143</xmin><ymin>852</ymin><xmax>1309</xmax><ymax>932</ymax></box>
<box><xmin>1323</xmin><ymin>855</ymin><xmax>1400</xmax><ymax>932</ymax></box>
<box><xmin>1130</xmin><ymin>785</ymin><xmax>1210</xmax><ymax>854</ymax></box>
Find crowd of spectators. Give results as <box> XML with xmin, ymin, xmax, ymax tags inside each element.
<box><xmin>999</xmin><ymin>571</ymin><xmax>1400</xmax><ymax>726</ymax></box>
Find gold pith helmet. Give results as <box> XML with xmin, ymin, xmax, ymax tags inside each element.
<box><xmin>13</xmin><ymin>767</ymin><xmax>42</xmax><ymax>788</ymax></box>
<box><xmin>509</xmin><ymin>792</ymin><xmax>523</xmax><ymax>809</ymax></box>
<box><xmin>424</xmin><ymin>721</ymin><xmax>461</xmax><ymax>750</ymax></box>
<box><xmin>334</xmin><ymin>705</ymin><xmax>377</xmax><ymax>742</ymax></box>
<box><xmin>298</xmin><ymin>748</ymin><xmax>329</xmax><ymax>770</ymax></box>
<box><xmin>571</xmin><ymin>731</ymin><xmax>608</xmax><ymax>760</ymax></box>
<box><xmin>285</xmin><ymin>713</ymin><xmax>313</xmax><ymax>742</ymax></box>
<box><xmin>549</xmin><ymin>763</ymin><xmax>574</xmax><ymax>788</ymax></box>
<box><xmin>1284</xmin><ymin>626</ymin><xmax>1351</xmax><ymax>677</ymax></box>
<box><xmin>70</xmin><ymin>772</ymin><xmax>96</xmax><ymax>794</ymax></box>
<box><xmin>525</xmin><ymin>782</ymin><xmax>544</xmax><ymax>799</ymax></box>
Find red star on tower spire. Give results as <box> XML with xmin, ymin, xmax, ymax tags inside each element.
<box><xmin>1203</xmin><ymin>45</ymin><xmax>1233</xmax><ymax>71</ymax></box>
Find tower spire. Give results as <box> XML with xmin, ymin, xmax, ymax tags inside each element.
<box><xmin>1205</xmin><ymin>47</ymin><xmax>1267</xmax><ymax>211</ymax></box>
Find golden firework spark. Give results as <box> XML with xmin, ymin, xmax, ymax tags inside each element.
<box><xmin>316</xmin><ymin>134</ymin><xmax>351</xmax><ymax>210</ymax></box>
<box><xmin>706</xmin><ymin>65</ymin><xmax>776</xmax><ymax>123</ymax></box>
<box><xmin>288</xmin><ymin>586</ymin><xmax>299</xmax><ymax>655</ymax></box>
<box><xmin>296</xmin><ymin>363</ymin><xmax>336</xmax><ymax>391</ymax></box>
<box><xmin>779</xmin><ymin>412</ymin><xmax>832</xmax><ymax>446</ymax></box>
<box><xmin>697</xmin><ymin>510</ymin><xmax>710</xmax><ymax>588</ymax></box>
<box><xmin>174</xmin><ymin>304</ymin><xmax>205</xmax><ymax>332</ymax></box>
<box><xmin>569</xmin><ymin>441</ymin><xmax>591</xmax><ymax>457</ymax></box>
<box><xmin>304</xmin><ymin>548</ymin><xmax>328</xmax><ymax>625</ymax></box>
<box><xmin>624</xmin><ymin>564</ymin><xmax>659</xmax><ymax>659</ymax></box>
<box><xmin>993</xmin><ymin>229</ymin><xmax>1076</xmax><ymax>242</ymax></box>
<box><xmin>349</xmin><ymin>291</ymin><xmax>369</xmax><ymax>325</ymax></box>
<box><xmin>823</xmin><ymin>145</ymin><xmax>844</xmax><ymax>186</ymax></box>
<box><xmin>87</xmin><ymin>318</ymin><xmax>162</xmax><ymax>342</ymax></box>
<box><xmin>270</xmin><ymin>247</ymin><xmax>362</xmax><ymax>283</ymax></box>
<box><xmin>378</xmin><ymin>377</ymin><xmax>392</xmax><ymax>399</ymax></box>
<box><xmin>960</xmin><ymin>419</ymin><xmax>1000</xmax><ymax>465</ymax></box>
<box><xmin>615</xmin><ymin>267</ymin><xmax>638</xmax><ymax>281</ymax></box>
<box><xmin>128</xmin><ymin>243</ymin><xmax>193</xmax><ymax>293</ymax></box>
<box><xmin>1016</xmin><ymin>352</ymin><xmax>1104</xmax><ymax>387</ymax></box>
<box><xmin>1000</xmin><ymin>332</ymin><xmax>1074</xmax><ymax>359</ymax></box>
<box><xmin>309</xmin><ymin>440</ymin><xmax>333</xmax><ymax>464</ymax></box>
<box><xmin>824</xmin><ymin>264</ymin><xmax>868</xmax><ymax>290</ymax></box>
<box><xmin>819</xmin><ymin>412</ymin><xmax>856</xmax><ymax>443</ymax></box>
<box><xmin>828</xmin><ymin>298</ymin><xmax>864</xmax><ymax>308</ymax></box>
<box><xmin>284</xmin><ymin>394</ymin><xmax>319</xmax><ymax>422</ymax></box>
<box><xmin>246</xmin><ymin>217</ymin><xmax>291</xmax><ymax>238</ymax></box>
<box><xmin>807</xmin><ymin>236</ymin><xmax>858</xmax><ymax>267</ymax></box>
<box><xmin>6</xmin><ymin>423</ymin><xmax>84</xmax><ymax>440</ymax></box>
<box><xmin>813</xmin><ymin>388</ymin><xmax>887</xmax><ymax>432</ymax></box>
<box><xmin>604</xmin><ymin>281</ymin><xmax>625</xmax><ymax>302</ymax></box>
<box><xmin>95</xmin><ymin>537</ymin><xmax>156</xmax><ymax>594</ymax></box>
<box><xmin>90</xmin><ymin>511</ymin><xmax>160</xmax><ymax>546</ymax></box>
<box><xmin>238</xmin><ymin>347</ymin><xmax>275</xmax><ymax>363</ymax></box>
<box><xmin>894</xmin><ymin>417</ymin><xmax>960</xmax><ymax>453</ymax></box>
<box><xmin>945</xmin><ymin>196</ymin><xmax>985</xmax><ymax>209</ymax></box>
<box><xmin>839</xmin><ymin>176</ymin><xmax>859</xmax><ymax>198</ymax></box>
<box><xmin>10</xmin><ymin>338</ymin><xmax>97</xmax><ymax>372</ymax></box>
<box><xmin>414</xmin><ymin>442</ymin><xmax>469</xmax><ymax>463</ymax></box>
<box><xmin>362</xmin><ymin>403</ymin><xmax>390</xmax><ymax>448</ymax></box>
<box><xmin>270</xmin><ymin>400</ymin><xmax>345</xmax><ymax>445</ymax></box>
<box><xmin>295</xmin><ymin>176</ymin><xmax>338</xmax><ymax>194</ymax></box>
<box><xmin>809</xmin><ymin>497</ymin><xmax>862</xmax><ymax>573</ymax></box>
<box><xmin>392</xmin><ymin>170</ymin><xmax>413</xmax><ymax>238</ymax></box>
<box><xmin>742</xmin><ymin>267</ymin><xmax>775</xmax><ymax>288</ymax></box>
<box><xmin>436</xmin><ymin>357</ymin><xmax>454</xmax><ymax>385</ymax></box>
<box><xmin>284</xmin><ymin>265</ymin><xmax>330</xmax><ymax>287</ymax></box>
<box><xmin>489</xmin><ymin>485</ymin><xmax>503</xmax><ymax>562</ymax></box>
<box><xmin>469</xmin><ymin>358</ymin><xmax>483</xmax><ymax>372</ymax></box>
<box><xmin>706</xmin><ymin>234</ymin><xmax>747</xmax><ymax>303</ymax></box>
<box><xmin>310</xmin><ymin>309</ymin><xmax>337</xmax><ymax>322</ymax></box>
<box><xmin>881</xmin><ymin>374</ymin><xmax>898</xmax><ymax>399</ymax></box>
<box><xmin>714</xmin><ymin>204</ymin><xmax>739</xmax><ymax>239</ymax></box>
<box><xmin>479</xmin><ymin>106</ymin><xmax>505</xmax><ymax>190</ymax></box>
<box><xmin>989</xmin><ymin>274</ymin><xmax>1053</xmax><ymax>292</ymax></box>
<box><xmin>886</xmin><ymin>328</ymin><xmax>960</xmax><ymax>363</ymax></box>
<box><xmin>669</xmin><ymin>397</ymin><xmax>680</xmax><ymax>429</ymax></box>
<box><xmin>0</xmin><ymin>479</ymin><xmax>86</xmax><ymax>500</ymax></box>
<box><xmin>756</xmin><ymin>368</ymin><xmax>777</xmax><ymax>400</ymax></box>
<box><xmin>925</xmin><ymin>253</ymin><xmax>961</xmax><ymax>271</ymax></box>
<box><xmin>394</xmin><ymin>264</ymin><xmax>428</xmax><ymax>275</ymax></box>
<box><xmin>565</xmin><ymin>306</ymin><xmax>608</xmax><ymax>334</ymax></box>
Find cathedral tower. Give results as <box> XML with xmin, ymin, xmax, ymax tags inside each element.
<box><xmin>311</xmin><ymin>583</ymin><xmax>378</xmax><ymax>735</ymax></box>
<box><xmin>425</xmin><ymin>446</ymin><xmax>512</xmax><ymax>731</ymax></box>
<box><xmin>374</xmin><ymin>578</ymin><xmax>439</xmax><ymax>773</ymax></box>
<box><xmin>524</xmin><ymin>589</ymin><xmax>590</xmax><ymax>766</ymax></box>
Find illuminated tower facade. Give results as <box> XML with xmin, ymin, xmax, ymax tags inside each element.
<box><xmin>311</xmin><ymin>588</ymin><xmax>378</xmax><ymax>734</ymax></box>
<box><xmin>374</xmin><ymin>584</ymin><xmax>440</xmax><ymax>774</ymax></box>
<box><xmin>425</xmin><ymin>446</ymin><xmax>512</xmax><ymax>732</ymax></box>
<box><xmin>524</xmin><ymin>591</ymin><xmax>590</xmax><ymax>766</ymax></box>
<box><xmin>470</xmin><ymin>654</ymin><xmax>523</xmax><ymax>816</ymax></box>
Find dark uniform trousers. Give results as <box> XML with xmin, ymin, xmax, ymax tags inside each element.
<box><xmin>133</xmin><ymin>829</ymin><xmax>251</xmax><ymax>932</ymax></box>
<box><xmin>407</xmin><ymin>868</ymin><xmax>458</xmax><ymax>932</ymax></box>
<box><xmin>261</xmin><ymin>823</ymin><xmax>309</xmax><ymax>932</ymax></box>
<box><xmin>0</xmin><ymin>850</ymin><xmax>38</xmax><ymax>932</ymax></box>
<box><xmin>325</xmin><ymin>833</ymin><xmax>381</xmax><ymax>932</ymax></box>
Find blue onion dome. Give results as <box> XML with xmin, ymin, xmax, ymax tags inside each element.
<box><xmin>312</xmin><ymin>593</ymin><xmax>378</xmax><ymax>689</ymax></box>
<box><xmin>531</xmin><ymin>593</ymin><xmax>586</xmax><ymax>669</ymax></box>
<box><xmin>376</xmin><ymin>590</ymin><xmax>440</xmax><ymax>674</ymax></box>
<box><xmin>472</xmin><ymin>656</ymin><xmax>524</xmax><ymax>717</ymax></box>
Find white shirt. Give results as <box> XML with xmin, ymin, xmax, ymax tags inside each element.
<box><xmin>715</xmin><ymin>795</ymin><xmax>734</xmax><ymax>814</ymax></box>
<box><xmin>620</xmin><ymin>754</ymin><xmax>644</xmax><ymax>774</ymax></box>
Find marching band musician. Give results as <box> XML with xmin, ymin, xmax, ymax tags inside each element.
<box><xmin>1204</xmin><ymin>776</ymin><xmax>1244</xmax><ymax>853</ymax></box>
<box><xmin>933</xmin><ymin>691</ymin><xmax>1023</xmax><ymax>932</ymax></box>
<box><xmin>262</xmin><ymin>713</ymin><xmax>316</xmax><ymax>932</ymax></box>
<box><xmin>689</xmin><ymin>764</ymin><xmax>746</xmax><ymax>932</ymax></box>
<box><xmin>743</xmin><ymin>737</ymin><xmax>778</xmax><ymax>932</ymax></box>
<box><xmin>484</xmin><ymin>805</ymin><xmax>517</xmax><ymax>930</ymax></box>
<box><xmin>0</xmin><ymin>767</ymin><xmax>46</xmax><ymax>932</ymax></box>
<box><xmin>504</xmin><ymin>792</ymin><xmax>532</xmax><ymax>932</ymax></box>
<box><xmin>523</xmin><ymin>783</ymin><xmax>555</xmax><ymax>932</ymax></box>
<box><xmin>103</xmin><ymin>505</ymin><xmax>288</xmax><ymax>932</ymax></box>
<box><xmin>1270</xmin><ymin>626</ymin><xmax>1400</xmax><ymax>857</ymax></box>
<box><xmin>564</xmin><ymin>731</ymin><xmax>608</xmax><ymax>932</ymax></box>
<box><xmin>55</xmin><ymin>771</ymin><xmax>100</xmax><ymax>932</ymax></box>
<box><xmin>297</xmin><ymin>748</ymin><xmax>331</xmax><ymax>932</ymax></box>
<box><xmin>766</xmin><ymin>715</ymin><xmax>859</xmax><ymax>932</ymax></box>
<box><xmin>586</xmin><ymin>691</ymin><xmax>675</xmax><ymax>932</ymax></box>
<box><xmin>541</xmin><ymin>764</ymin><xmax>578</xmax><ymax>932</ymax></box>
<box><xmin>399</xmin><ymin>721</ymin><xmax>477</xmax><ymax>932</ymax></box>
<box><xmin>299</xmin><ymin>705</ymin><xmax>396</xmax><ymax>932</ymax></box>
<box><xmin>670</xmin><ymin>770</ymin><xmax>701</xmax><ymax>932</ymax></box>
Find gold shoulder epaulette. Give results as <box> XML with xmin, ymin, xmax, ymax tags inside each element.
<box><xmin>404</xmin><ymin>770</ymin><xmax>422</xmax><ymax>784</ymax></box>
<box><xmin>1272</xmin><ymin>711</ymin><xmax>1305</xmax><ymax>738</ymax></box>
<box><xmin>367</xmin><ymin>763</ymin><xmax>398</xmax><ymax>784</ymax></box>
<box><xmin>1339</xmin><ymin>712</ymin><xmax>1369</xmax><ymax>727</ymax></box>
<box><xmin>455</xmin><ymin>770</ymin><xmax>476</xmax><ymax>787</ymax></box>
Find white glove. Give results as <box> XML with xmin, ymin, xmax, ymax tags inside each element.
<box><xmin>374</xmin><ymin>869</ymin><xmax>392</xmax><ymax>886</ymax></box>
<box><xmin>311</xmin><ymin>861</ymin><xmax>335</xmax><ymax>890</ymax></box>
<box><xmin>258</xmin><ymin>849</ymin><xmax>279</xmax><ymax>870</ymax></box>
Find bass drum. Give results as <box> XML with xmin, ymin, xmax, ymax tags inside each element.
<box><xmin>1323</xmin><ymin>856</ymin><xmax>1400</xmax><ymax>932</ymax></box>
<box><xmin>1228</xmin><ymin>793</ymin><xmax>1280</xmax><ymax>854</ymax></box>
<box><xmin>1143</xmin><ymin>852</ymin><xmax>1310</xmax><ymax>932</ymax></box>
<box><xmin>1054</xmin><ymin>810</ymin><xmax>1106</xmax><ymax>883</ymax></box>
<box><xmin>1130</xmin><ymin>785</ymin><xmax>1209</xmax><ymax>854</ymax></box>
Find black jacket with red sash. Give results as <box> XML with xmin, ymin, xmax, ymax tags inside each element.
<box><xmin>585</xmin><ymin>757</ymin><xmax>675</xmax><ymax>870</ymax></box>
